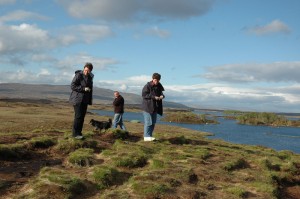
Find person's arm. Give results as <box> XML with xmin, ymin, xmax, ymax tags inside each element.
<box><xmin>113</xmin><ymin>97</ymin><xmax>121</xmax><ymax>106</ymax></box>
<box><xmin>71</xmin><ymin>74</ymin><xmax>84</xmax><ymax>92</ymax></box>
<box><xmin>142</xmin><ymin>84</ymin><xmax>155</xmax><ymax>99</ymax></box>
<box><xmin>159</xmin><ymin>83</ymin><xmax>165</xmax><ymax>99</ymax></box>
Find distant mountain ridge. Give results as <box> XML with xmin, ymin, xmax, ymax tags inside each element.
<box><xmin>0</xmin><ymin>83</ymin><xmax>189</xmax><ymax>109</ymax></box>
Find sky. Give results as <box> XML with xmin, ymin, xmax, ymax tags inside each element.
<box><xmin>0</xmin><ymin>0</ymin><xmax>300</xmax><ymax>113</ymax></box>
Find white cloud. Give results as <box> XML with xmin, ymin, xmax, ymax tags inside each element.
<box><xmin>0</xmin><ymin>10</ymin><xmax>49</xmax><ymax>23</ymax></box>
<box><xmin>65</xmin><ymin>24</ymin><xmax>113</xmax><ymax>43</ymax></box>
<box><xmin>1</xmin><ymin>69</ymin><xmax>300</xmax><ymax>112</ymax></box>
<box><xmin>53</xmin><ymin>53</ymin><xmax>119</xmax><ymax>73</ymax></box>
<box><xmin>165</xmin><ymin>83</ymin><xmax>300</xmax><ymax>112</ymax></box>
<box><xmin>91</xmin><ymin>74</ymin><xmax>300</xmax><ymax>112</ymax></box>
<box><xmin>0</xmin><ymin>23</ymin><xmax>56</xmax><ymax>54</ymax></box>
<box><xmin>31</xmin><ymin>54</ymin><xmax>57</xmax><ymax>63</ymax></box>
<box><xmin>127</xmin><ymin>75</ymin><xmax>151</xmax><ymax>83</ymax></box>
<box><xmin>247</xmin><ymin>20</ymin><xmax>291</xmax><ymax>36</ymax></box>
<box><xmin>0</xmin><ymin>22</ymin><xmax>114</xmax><ymax>66</ymax></box>
<box><xmin>57</xmin><ymin>0</ymin><xmax>215</xmax><ymax>22</ymax></box>
<box><xmin>1</xmin><ymin>68</ymin><xmax>74</xmax><ymax>84</ymax></box>
<box><xmin>145</xmin><ymin>26</ymin><xmax>170</xmax><ymax>38</ymax></box>
<box><xmin>96</xmin><ymin>75</ymin><xmax>150</xmax><ymax>92</ymax></box>
<box><xmin>38</xmin><ymin>68</ymin><xmax>51</xmax><ymax>76</ymax></box>
<box><xmin>200</xmin><ymin>61</ymin><xmax>300</xmax><ymax>83</ymax></box>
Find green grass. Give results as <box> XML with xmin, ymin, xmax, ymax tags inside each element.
<box><xmin>111</xmin><ymin>129</ymin><xmax>129</xmax><ymax>140</ymax></box>
<box><xmin>68</xmin><ymin>148</ymin><xmax>94</xmax><ymax>166</ymax></box>
<box><xmin>56</xmin><ymin>136</ymin><xmax>98</xmax><ymax>153</ymax></box>
<box><xmin>226</xmin><ymin>186</ymin><xmax>248</xmax><ymax>198</ymax></box>
<box><xmin>162</xmin><ymin>111</ymin><xmax>218</xmax><ymax>124</ymax></box>
<box><xmin>151</xmin><ymin>159</ymin><xmax>165</xmax><ymax>169</ymax></box>
<box><xmin>18</xmin><ymin>167</ymin><xmax>87</xmax><ymax>199</ymax></box>
<box><xmin>92</xmin><ymin>166</ymin><xmax>120</xmax><ymax>189</ymax></box>
<box><xmin>223</xmin><ymin>158</ymin><xmax>248</xmax><ymax>171</ymax></box>
<box><xmin>131</xmin><ymin>181</ymin><xmax>171</xmax><ymax>196</ymax></box>
<box><xmin>2</xmin><ymin>101</ymin><xmax>300</xmax><ymax>199</ymax></box>
<box><xmin>114</xmin><ymin>153</ymin><xmax>148</xmax><ymax>168</ymax></box>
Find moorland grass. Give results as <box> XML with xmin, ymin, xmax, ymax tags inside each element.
<box><xmin>162</xmin><ymin>111</ymin><xmax>218</xmax><ymax>124</ymax></box>
<box><xmin>91</xmin><ymin>166</ymin><xmax>120</xmax><ymax>189</ymax></box>
<box><xmin>225</xmin><ymin>186</ymin><xmax>248</xmax><ymax>198</ymax></box>
<box><xmin>28</xmin><ymin>136</ymin><xmax>57</xmax><ymax>148</ymax></box>
<box><xmin>0</xmin><ymin>143</ymin><xmax>30</xmax><ymax>160</ymax></box>
<box><xmin>56</xmin><ymin>135</ymin><xmax>98</xmax><ymax>154</ymax></box>
<box><xmin>18</xmin><ymin>167</ymin><xmax>87</xmax><ymax>199</ymax></box>
<box><xmin>68</xmin><ymin>148</ymin><xmax>94</xmax><ymax>166</ymax></box>
<box><xmin>111</xmin><ymin>128</ymin><xmax>130</xmax><ymax>140</ymax></box>
<box><xmin>1</xmin><ymin>100</ymin><xmax>300</xmax><ymax>199</ymax></box>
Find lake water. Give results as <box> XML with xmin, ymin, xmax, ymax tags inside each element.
<box><xmin>91</xmin><ymin>110</ymin><xmax>300</xmax><ymax>154</ymax></box>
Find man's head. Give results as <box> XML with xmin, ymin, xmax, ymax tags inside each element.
<box><xmin>83</xmin><ymin>62</ymin><xmax>93</xmax><ymax>76</ymax></box>
<box><xmin>152</xmin><ymin>73</ymin><xmax>161</xmax><ymax>85</ymax></box>
<box><xmin>114</xmin><ymin>91</ymin><xmax>120</xmax><ymax>98</ymax></box>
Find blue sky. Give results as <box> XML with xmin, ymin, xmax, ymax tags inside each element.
<box><xmin>0</xmin><ymin>0</ymin><xmax>300</xmax><ymax>113</ymax></box>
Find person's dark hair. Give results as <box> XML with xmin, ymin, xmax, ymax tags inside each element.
<box><xmin>84</xmin><ymin>62</ymin><xmax>93</xmax><ymax>71</ymax></box>
<box><xmin>152</xmin><ymin>73</ymin><xmax>161</xmax><ymax>80</ymax></box>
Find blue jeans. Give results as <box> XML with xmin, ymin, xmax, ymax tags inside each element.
<box><xmin>143</xmin><ymin>111</ymin><xmax>157</xmax><ymax>137</ymax></box>
<box><xmin>113</xmin><ymin>113</ymin><xmax>126</xmax><ymax>130</ymax></box>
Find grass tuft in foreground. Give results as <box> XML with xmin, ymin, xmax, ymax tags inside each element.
<box><xmin>68</xmin><ymin>148</ymin><xmax>94</xmax><ymax>166</ymax></box>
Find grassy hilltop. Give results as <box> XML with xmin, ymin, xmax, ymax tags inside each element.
<box><xmin>0</xmin><ymin>99</ymin><xmax>300</xmax><ymax>199</ymax></box>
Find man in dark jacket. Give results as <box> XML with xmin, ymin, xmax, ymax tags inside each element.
<box><xmin>112</xmin><ymin>91</ymin><xmax>126</xmax><ymax>130</ymax></box>
<box><xmin>69</xmin><ymin>62</ymin><xmax>94</xmax><ymax>139</ymax></box>
<box><xmin>142</xmin><ymin>73</ymin><xmax>165</xmax><ymax>141</ymax></box>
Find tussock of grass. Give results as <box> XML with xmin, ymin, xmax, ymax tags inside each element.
<box><xmin>68</xmin><ymin>148</ymin><xmax>94</xmax><ymax>166</ymax></box>
<box><xmin>277</xmin><ymin>150</ymin><xmax>294</xmax><ymax>160</ymax></box>
<box><xmin>169</xmin><ymin>135</ymin><xmax>189</xmax><ymax>145</ymax></box>
<box><xmin>226</xmin><ymin>186</ymin><xmax>248</xmax><ymax>198</ymax></box>
<box><xmin>198</xmin><ymin>148</ymin><xmax>212</xmax><ymax>160</ymax></box>
<box><xmin>175</xmin><ymin>168</ymin><xmax>198</xmax><ymax>184</ymax></box>
<box><xmin>28</xmin><ymin>136</ymin><xmax>57</xmax><ymax>148</ymax></box>
<box><xmin>224</xmin><ymin>158</ymin><xmax>248</xmax><ymax>171</ymax></box>
<box><xmin>19</xmin><ymin>167</ymin><xmax>87</xmax><ymax>198</ymax></box>
<box><xmin>111</xmin><ymin>129</ymin><xmax>129</xmax><ymax>140</ymax></box>
<box><xmin>114</xmin><ymin>153</ymin><xmax>148</xmax><ymax>168</ymax></box>
<box><xmin>0</xmin><ymin>143</ymin><xmax>30</xmax><ymax>160</ymax></box>
<box><xmin>91</xmin><ymin>166</ymin><xmax>120</xmax><ymax>189</ymax></box>
<box><xmin>56</xmin><ymin>137</ymin><xmax>97</xmax><ymax>154</ymax></box>
<box><xmin>151</xmin><ymin>159</ymin><xmax>165</xmax><ymax>169</ymax></box>
<box><xmin>261</xmin><ymin>158</ymin><xmax>281</xmax><ymax>171</ymax></box>
<box><xmin>250</xmin><ymin>181</ymin><xmax>278</xmax><ymax>197</ymax></box>
<box><xmin>131</xmin><ymin>181</ymin><xmax>171</xmax><ymax>197</ymax></box>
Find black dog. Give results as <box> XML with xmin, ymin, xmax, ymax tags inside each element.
<box><xmin>89</xmin><ymin>118</ymin><xmax>112</xmax><ymax>133</ymax></box>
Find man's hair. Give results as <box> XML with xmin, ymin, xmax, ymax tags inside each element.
<box><xmin>152</xmin><ymin>73</ymin><xmax>161</xmax><ymax>80</ymax></box>
<box><xmin>84</xmin><ymin>62</ymin><xmax>93</xmax><ymax>71</ymax></box>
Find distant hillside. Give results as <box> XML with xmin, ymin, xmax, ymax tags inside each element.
<box><xmin>0</xmin><ymin>83</ymin><xmax>189</xmax><ymax>109</ymax></box>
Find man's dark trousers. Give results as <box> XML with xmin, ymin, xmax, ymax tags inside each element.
<box><xmin>72</xmin><ymin>103</ymin><xmax>88</xmax><ymax>137</ymax></box>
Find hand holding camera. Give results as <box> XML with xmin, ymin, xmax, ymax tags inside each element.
<box><xmin>84</xmin><ymin>87</ymin><xmax>91</xmax><ymax>92</ymax></box>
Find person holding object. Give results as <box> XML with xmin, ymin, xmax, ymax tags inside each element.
<box><xmin>69</xmin><ymin>62</ymin><xmax>94</xmax><ymax>139</ymax></box>
<box><xmin>112</xmin><ymin>91</ymin><xmax>126</xmax><ymax>130</ymax></box>
<box><xmin>142</xmin><ymin>72</ymin><xmax>165</xmax><ymax>141</ymax></box>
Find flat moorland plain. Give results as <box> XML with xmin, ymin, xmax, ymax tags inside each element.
<box><xmin>0</xmin><ymin>99</ymin><xmax>300</xmax><ymax>199</ymax></box>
